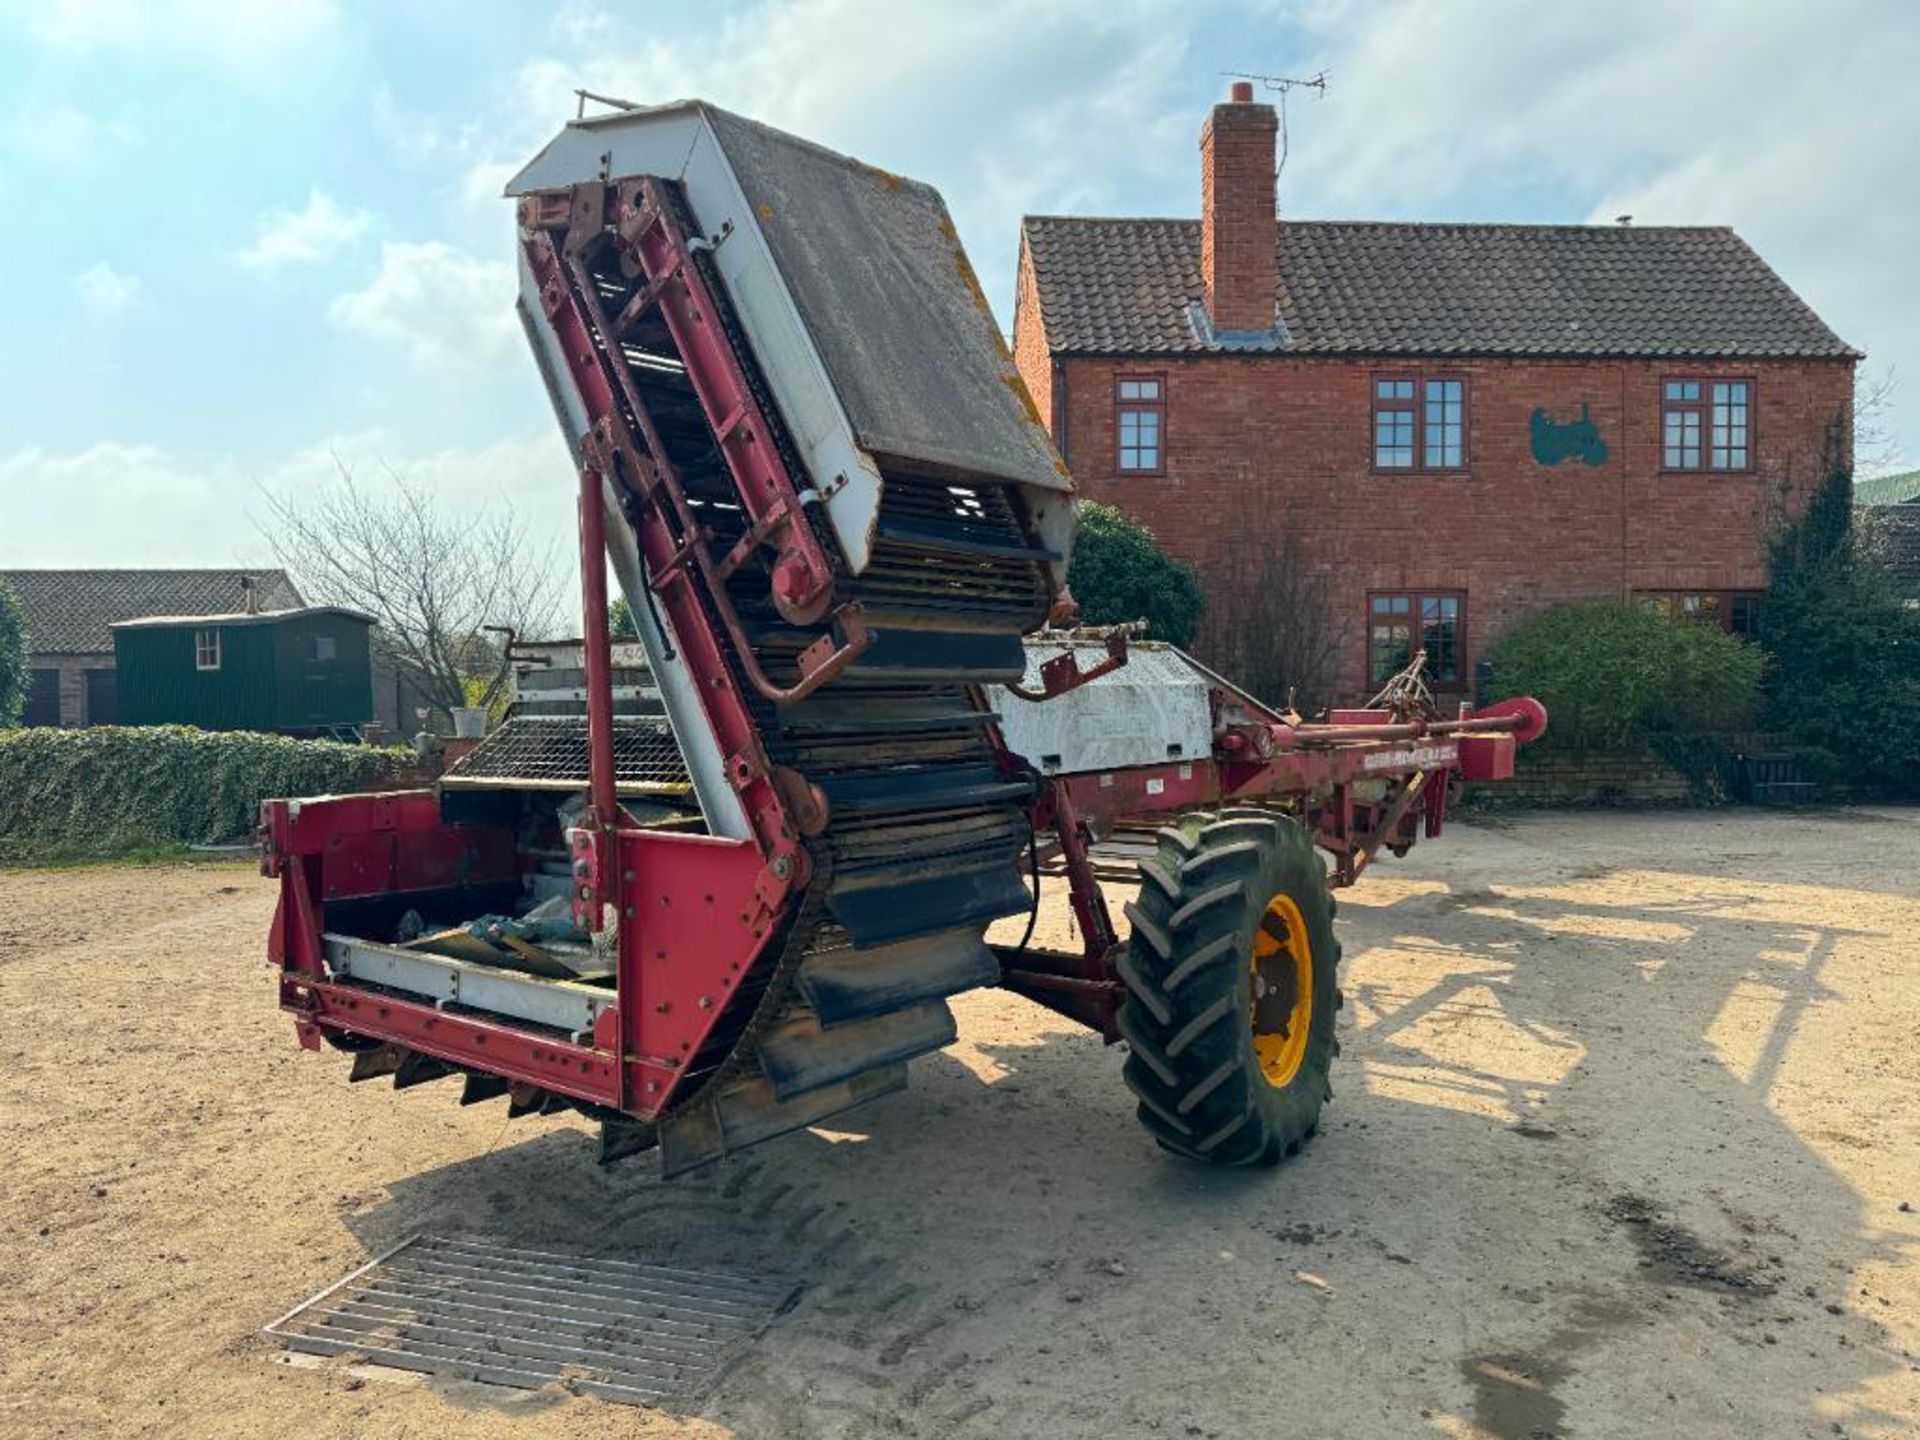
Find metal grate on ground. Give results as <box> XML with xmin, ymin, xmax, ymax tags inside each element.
<box><xmin>266</xmin><ymin>1234</ymin><xmax>799</xmax><ymax>1405</ymax></box>
<box><xmin>442</xmin><ymin>717</ymin><xmax>693</xmax><ymax>796</ymax></box>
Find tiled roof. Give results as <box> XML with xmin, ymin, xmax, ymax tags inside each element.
<box><xmin>1020</xmin><ymin>218</ymin><xmax>1859</xmax><ymax>360</ymax></box>
<box><xmin>1</xmin><ymin>569</ymin><xmax>303</xmax><ymax>654</ymax></box>
<box><xmin>1864</xmin><ymin>504</ymin><xmax>1920</xmax><ymax>600</ymax></box>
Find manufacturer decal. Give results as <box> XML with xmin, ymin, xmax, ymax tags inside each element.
<box><xmin>1361</xmin><ymin>744</ymin><xmax>1458</xmax><ymax>772</ymax></box>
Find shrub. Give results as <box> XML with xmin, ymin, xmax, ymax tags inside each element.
<box><xmin>1066</xmin><ymin>501</ymin><xmax>1205</xmax><ymax>646</ymax></box>
<box><xmin>0</xmin><ymin>576</ymin><xmax>25</xmax><ymax>727</ymax></box>
<box><xmin>1486</xmin><ymin>602</ymin><xmax>1765</xmax><ymax>752</ymax></box>
<box><xmin>0</xmin><ymin>726</ymin><xmax>415</xmax><ymax>862</ymax></box>
<box><xmin>1758</xmin><ymin>468</ymin><xmax>1920</xmax><ymax>793</ymax></box>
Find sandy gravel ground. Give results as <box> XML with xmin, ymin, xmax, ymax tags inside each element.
<box><xmin>2</xmin><ymin>808</ymin><xmax>1917</xmax><ymax>1440</ymax></box>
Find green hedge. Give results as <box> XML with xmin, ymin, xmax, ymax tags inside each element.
<box><xmin>0</xmin><ymin>726</ymin><xmax>415</xmax><ymax>861</ymax></box>
<box><xmin>1486</xmin><ymin>602</ymin><xmax>1765</xmax><ymax>752</ymax></box>
<box><xmin>1067</xmin><ymin>501</ymin><xmax>1205</xmax><ymax>646</ymax></box>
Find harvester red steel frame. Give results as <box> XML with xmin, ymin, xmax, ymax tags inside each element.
<box><xmin>261</xmin><ymin>99</ymin><xmax>1545</xmax><ymax>1174</ymax></box>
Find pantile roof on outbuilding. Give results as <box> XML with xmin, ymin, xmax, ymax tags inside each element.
<box><xmin>1864</xmin><ymin>504</ymin><xmax>1920</xmax><ymax>601</ymax></box>
<box><xmin>1</xmin><ymin>569</ymin><xmax>303</xmax><ymax>654</ymax></box>
<box><xmin>1020</xmin><ymin>218</ymin><xmax>1859</xmax><ymax>360</ymax></box>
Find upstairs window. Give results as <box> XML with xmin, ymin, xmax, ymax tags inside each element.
<box><xmin>1115</xmin><ymin>375</ymin><xmax>1165</xmax><ymax>474</ymax></box>
<box><xmin>1374</xmin><ymin>377</ymin><xmax>1467</xmax><ymax>471</ymax></box>
<box><xmin>1369</xmin><ymin>591</ymin><xmax>1466</xmax><ymax>687</ymax></box>
<box><xmin>194</xmin><ymin>628</ymin><xmax>222</xmax><ymax>671</ymax></box>
<box><xmin>1664</xmin><ymin>379</ymin><xmax>1751</xmax><ymax>471</ymax></box>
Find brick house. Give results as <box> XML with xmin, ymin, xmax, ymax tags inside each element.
<box><xmin>4</xmin><ymin>569</ymin><xmax>301</xmax><ymax>727</ymax></box>
<box><xmin>1012</xmin><ymin>83</ymin><xmax>1860</xmax><ymax>703</ymax></box>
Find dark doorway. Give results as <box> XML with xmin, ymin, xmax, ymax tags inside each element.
<box><xmin>23</xmin><ymin>668</ymin><xmax>59</xmax><ymax>726</ymax></box>
<box><xmin>84</xmin><ymin>667</ymin><xmax>118</xmax><ymax>725</ymax></box>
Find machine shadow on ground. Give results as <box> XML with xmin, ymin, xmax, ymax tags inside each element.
<box><xmin>344</xmin><ymin>855</ymin><xmax>1915</xmax><ymax>1439</ymax></box>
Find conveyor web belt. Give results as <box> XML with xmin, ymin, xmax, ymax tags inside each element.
<box><xmin>442</xmin><ymin>717</ymin><xmax>692</xmax><ymax>796</ymax></box>
<box><xmin>559</xmin><ymin>181</ymin><xmax>1054</xmax><ymax>1172</ymax></box>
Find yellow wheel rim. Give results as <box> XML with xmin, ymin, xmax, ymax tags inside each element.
<box><xmin>1250</xmin><ymin>894</ymin><xmax>1313</xmax><ymax>1088</ymax></box>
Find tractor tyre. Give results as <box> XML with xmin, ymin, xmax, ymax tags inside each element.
<box><xmin>1115</xmin><ymin>808</ymin><xmax>1342</xmax><ymax>1166</ymax></box>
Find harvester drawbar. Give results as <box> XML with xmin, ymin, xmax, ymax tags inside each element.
<box><xmin>261</xmin><ymin>100</ymin><xmax>1544</xmax><ymax>1174</ymax></box>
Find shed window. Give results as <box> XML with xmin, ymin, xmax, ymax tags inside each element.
<box><xmin>1664</xmin><ymin>379</ymin><xmax>1751</xmax><ymax>471</ymax></box>
<box><xmin>311</xmin><ymin>634</ymin><xmax>337</xmax><ymax>662</ymax></box>
<box><xmin>1369</xmin><ymin>591</ymin><xmax>1466</xmax><ymax>686</ymax></box>
<box><xmin>1374</xmin><ymin>377</ymin><xmax>1467</xmax><ymax>471</ymax></box>
<box><xmin>1115</xmin><ymin>375</ymin><xmax>1165</xmax><ymax>474</ymax></box>
<box><xmin>194</xmin><ymin>628</ymin><xmax>222</xmax><ymax>671</ymax></box>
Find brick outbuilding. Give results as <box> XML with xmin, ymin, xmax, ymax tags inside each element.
<box><xmin>1013</xmin><ymin>83</ymin><xmax>1859</xmax><ymax>704</ymax></box>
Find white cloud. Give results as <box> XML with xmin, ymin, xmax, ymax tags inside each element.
<box><xmin>24</xmin><ymin>0</ymin><xmax>344</xmax><ymax>75</ymax></box>
<box><xmin>0</xmin><ymin>431</ymin><xmax>576</xmax><ymax>571</ymax></box>
<box><xmin>238</xmin><ymin>188</ymin><xmax>376</xmax><ymax>271</ymax></box>
<box><xmin>3</xmin><ymin>101</ymin><xmax>141</xmax><ymax>167</ymax></box>
<box><xmin>327</xmin><ymin>242</ymin><xmax>519</xmax><ymax>373</ymax></box>
<box><xmin>488</xmin><ymin>0</ymin><xmax>1210</xmax><ymax>331</ymax></box>
<box><xmin>72</xmin><ymin>262</ymin><xmax>142</xmax><ymax>320</ymax></box>
<box><xmin>1281</xmin><ymin>0</ymin><xmax>1920</xmax><ymax>463</ymax></box>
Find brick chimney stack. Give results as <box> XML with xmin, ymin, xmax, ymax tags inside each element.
<box><xmin>1200</xmin><ymin>81</ymin><xmax>1279</xmax><ymax>334</ymax></box>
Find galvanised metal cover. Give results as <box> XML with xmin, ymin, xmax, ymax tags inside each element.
<box><xmin>994</xmin><ymin>640</ymin><xmax>1217</xmax><ymax>776</ymax></box>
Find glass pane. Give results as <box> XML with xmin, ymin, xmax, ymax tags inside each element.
<box><xmin>1370</xmin><ymin>622</ymin><xmax>1412</xmax><ymax>683</ymax></box>
<box><xmin>1376</xmin><ymin>409</ymin><xmax>1413</xmax><ymax>467</ymax></box>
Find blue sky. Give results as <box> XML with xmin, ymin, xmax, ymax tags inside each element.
<box><xmin>2</xmin><ymin>0</ymin><xmax>1914</xmax><ymax>581</ymax></box>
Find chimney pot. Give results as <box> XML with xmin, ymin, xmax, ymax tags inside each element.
<box><xmin>1229</xmin><ymin>80</ymin><xmax>1254</xmax><ymax>103</ymax></box>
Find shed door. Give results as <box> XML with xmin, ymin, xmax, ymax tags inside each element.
<box><xmin>84</xmin><ymin>667</ymin><xmax>119</xmax><ymax>725</ymax></box>
<box><xmin>23</xmin><ymin>669</ymin><xmax>59</xmax><ymax>726</ymax></box>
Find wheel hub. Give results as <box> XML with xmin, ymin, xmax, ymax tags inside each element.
<box><xmin>1250</xmin><ymin>894</ymin><xmax>1313</xmax><ymax>1088</ymax></box>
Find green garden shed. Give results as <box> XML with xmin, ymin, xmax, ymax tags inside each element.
<box><xmin>111</xmin><ymin>605</ymin><xmax>376</xmax><ymax>736</ymax></box>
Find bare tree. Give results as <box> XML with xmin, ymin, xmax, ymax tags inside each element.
<box><xmin>259</xmin><ymin>458</ymin><xmax>566</xmax><ymax>723</ymax></box>
<box><xmin>1200</xmin><ymin>519</ymin><xmax>1353</xmax><ymax>715</ymax></box>
<box><xmin>1856</xmin><ymin>363</ymin><xmax>1907</xmax><ymax>478</ymax></box>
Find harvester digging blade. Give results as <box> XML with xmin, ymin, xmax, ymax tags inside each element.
<box><xmin>459</xmin><ymin>1072</ymin><xmax>511</xmax><ymax>1107</ymax></box>
<box><xmin>392</xmin><ymin>1052</ymin><xmax>455</xmax><ymax>1091</ymax></box>
<box><xmin>659</xmin><ymin>1068</ymin><xmax>908</xmax><ymax>1178</ymax></box>
<box><xmin>347</xmin><ymin>1046</ymin><xmax>402</xmax><ymax>1084</ymax></box>
<box><xmin>599</xmin><ymin>1116</ymin><xmax>659</xmax><ymax>1166</ymax></box>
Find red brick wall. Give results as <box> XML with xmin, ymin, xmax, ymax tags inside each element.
<box><xmin>1041</xmin><ymin>351</ymin><xmax>1852</xmax><ymax>699</ymax></box>
<box><xmin>1010</xmin><ymin>238</ymin><xmax>1054</xmax><ymax>434</ymax></box>
<box><xmin>1200</xmin><ymin>98</ymin><xmax>1278</xmax><ymax>333</ymax></box>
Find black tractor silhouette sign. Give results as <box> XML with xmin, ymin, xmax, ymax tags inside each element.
<box><xmin>1530</xmin><ymin>403</ymin><xmax>1609</xmax><ymax>467</ymax></box>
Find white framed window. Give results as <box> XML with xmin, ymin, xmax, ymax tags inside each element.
<box><xmin>194</xmin><ymin>628</ymin><xmax>222</xmax><ymax>671</ymax></box>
